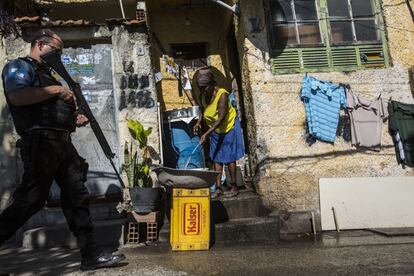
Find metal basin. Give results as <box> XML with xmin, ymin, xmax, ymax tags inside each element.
<box><xmin>164</xmin><ymin>106</ymin><xmax>200</xmax><ymax>120</ymax></box>
<box><xmin>152</xmin><ymin>166</ymin><xmax>218</xmax><ymax>188</ymax></box>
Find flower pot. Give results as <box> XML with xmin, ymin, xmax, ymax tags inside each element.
<box><xmin>129</xmin><ymin>187</ymin><xmax>163</xmax><ymax>214</ymax></box>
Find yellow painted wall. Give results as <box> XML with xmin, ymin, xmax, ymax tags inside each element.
<box><xmin>146</xmin><ymin>1</ymin><xmax>234</xmax><ymax>111</ymax></box>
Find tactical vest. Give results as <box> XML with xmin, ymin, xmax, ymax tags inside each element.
<box><xmin>5</xmin><ymin>57</ymin><xmax>77</xmax><ymax>136</ymax></box>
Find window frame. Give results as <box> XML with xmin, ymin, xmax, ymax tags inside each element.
<box><xmin>327</xmin><ymin>0</ymin><xmax>381</xmax><ymax>46</ymax></box>
<box><xmin>269</xmin><ymin>0</ymin><xmax>324</xmax><ymax>48</ymax></box>
<box><xmin>265</xmin><ymin>0</ymin><xmax>390</xmax><ymax>74</ymax></box>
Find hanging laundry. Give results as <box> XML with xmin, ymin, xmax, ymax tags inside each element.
<box><xmin>182</xmin><ymin>67</ymin><xmax>192</xmax><ymax>90</ymax></box>
<box><xmin>388</xmin><ymin>100</ymin><xmax>414</xmax><ymax>167</ymax></box>
<box><xmin>346</xmin><ymin>89</ymin><xmax>388</xmax><ymax>149</ymax></box>
<box><xmin>154</xmin><ymin>71</ymin><xmax>163</xmax><ymax>83</ymax></box>
<box><xmin>393</xmin><ymin>131</ymin><xmax>406</xmax><ymax>161</ymax></box>
<box><xmin>163</xmin><ymin>55</ymin><xmax>179</xmax><ymax>78</ymax></box>
<box><xmin>301</xmin><ymin>75</ymin><xmax>346</xmax><ymax>143</ymax></box>
<box><xmin>165</xmin><ymin>64</ymin><xmax>179</xmax><ymax>78</ymax></box>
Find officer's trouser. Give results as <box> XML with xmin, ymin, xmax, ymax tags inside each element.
<box><xmin>0</xmin><ymin>131</ymin><xmax>94</xmax><ymax>255</ymax></box>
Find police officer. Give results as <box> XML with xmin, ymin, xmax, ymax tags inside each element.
<box><xmin>0</xmin><ymin>29</ymin><xmax>125</xmax><ymax>270</ymax></box>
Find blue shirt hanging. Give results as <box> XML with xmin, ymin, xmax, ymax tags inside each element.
<box><xmin>301</xmin><ymin>75</ymin><xmax>346</xmax><ymax>143</ymax></box>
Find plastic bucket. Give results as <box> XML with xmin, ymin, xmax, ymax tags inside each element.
<box><xmin>163</xmin><ymin>120</ymin><xmax>205</xmax><ymax>169</ymax></box>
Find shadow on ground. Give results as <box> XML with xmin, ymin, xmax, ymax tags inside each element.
<box><xmin>0</xmin><ymin>246</ymin><xmax>126</xmax><ymax>275</ymax></box>
<box><xmin>0</xmin><ymin>246</ymin><xmax>81</xmax><ymax>275</ymax></box>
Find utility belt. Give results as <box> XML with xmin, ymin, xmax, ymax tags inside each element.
<box><xmin>23</xmin><ymin>128</ymin><xmax>71</xmax><ymax>143</ymax></box>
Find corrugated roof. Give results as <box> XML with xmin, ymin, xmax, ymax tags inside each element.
<box><xmin>35</xmin><ymin>0</ymin><xmax>107</xmax><ymax>3</ymax></box>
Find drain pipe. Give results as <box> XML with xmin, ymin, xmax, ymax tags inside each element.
<box><xmin>157</xmin><ymin>102</ymin><xmax>164</xmax><ymax>165</ymax></box>
<box><xmin>210</xmin><ymin>0</ymin><xmax>240</xmax><ymax>14</ymax></box>
<box><xmin>119</xmin><ymin>0</ymin><xmax>126</xmax><ymax>19</ymax></box>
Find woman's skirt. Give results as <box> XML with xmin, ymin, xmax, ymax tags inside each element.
<box><xmin>209</xmin><ymin>117</ymin><xmax>245</xmax><ymax>164</ymax></box>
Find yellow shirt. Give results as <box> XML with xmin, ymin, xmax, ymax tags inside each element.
<box><xmin>202</xmin><ymin>88</ymin><xmax>236</xmax><ymax>134</ymax></box>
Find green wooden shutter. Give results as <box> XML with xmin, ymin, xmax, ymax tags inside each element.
<box><xmin>331</xmin><ymin>47</ymin><xmax>358</xmax><ymax>68</ymax></box>
<box><xmin>302</xmin><ymin>48</ymin><xmax>329</xmax><ymax>69</ymax></box>
<box><xmin>359</xmin><ymin>45</ymin><xmax>386</xmax><ymax>68</ymax></box>
<box><xmin>271</xmin><ymin>49</ymin><xmax>301</xmax><ymax>73</ymax></box>
<box><xmin>270</xmin><ymin>44</ymin><xmax>386</xmax><ymax>74</ymax></box>
<box><xmin>269</xmin><ymin>0</ymin><xmax>388</xmax><ymax>74</ymax></box>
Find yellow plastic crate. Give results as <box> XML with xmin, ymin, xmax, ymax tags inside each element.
<box><xmin>170</xmin><ymin>188</ymin><xmax>210</xmax><ymax>251</ymax></box>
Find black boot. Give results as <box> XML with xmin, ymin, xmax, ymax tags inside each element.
<box><xmin>80</xmin><ymin>251</ymin><xmax>126</xmax><ymax>271</ymax></box>
<box><xmin>78</xmin><ymin>233</ymin><xmax>126</xmax><ymax>270</ymax></box>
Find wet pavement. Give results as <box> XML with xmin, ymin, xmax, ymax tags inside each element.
<box><xmin>1</xmin><ymin>230</ymin><xmax>414</xmax><ymax>275</ymax></box>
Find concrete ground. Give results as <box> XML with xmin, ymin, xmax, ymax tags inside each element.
<box><xmin>1</xmin><ymin>230</ymin><xmax>414</xmax><ymax>275</ymax></box>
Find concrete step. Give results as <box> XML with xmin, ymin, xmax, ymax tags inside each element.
<box><xmin>22</xmin><ymin>214</ymin><xmax>280</xmax><ymax>249</ymax></box>
<box><xmin>213</xmin><ymin>217</ymin><xmax>280</xmax><ymax>243</ymax></box>
<box><xmin>162</xmin><ymin>190</ymin><xmax>270</xmax><ymax>224</ymax></box>
<box><xmin>22</xmin><ymin>191</ymin><xmax>277</xmax><ymax>249</ymax></box>
<box><xmin>211</xmin><ymin>191</ymin><xmax>271</xmax><ymax>222</ymax></box>
<box><xmin>22</xmin><ymin>219</ymin><xmax>126</xmax><ymax>249</ymax></box>
<box><xmin>23</xmin><ymin>202</ymin><xmax>123</xmax><ymax>231</ymax></box>
<box><xmin>159</xmin><ymin>216</ymin><xmax>280</xmax><ymax>244</ymax></box>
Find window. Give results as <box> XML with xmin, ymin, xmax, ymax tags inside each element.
<box><xmin>266</xmin><ymin>0</ymin><xmax>389</xmax><ymax>74</ymax></box>
<box><xmin>328</xmin><ymin>0</ymin><xmax>379</xmax><ymax>44</ymax></box>
<box><xmin>270</xmin><ymin>0</ymin><xmax>322</xmax><ymax>47</ymax></box>
<box><xmin>170</xmin><ymin>43</ymin><xmax>208</xmax><ymax>68</ymax></box>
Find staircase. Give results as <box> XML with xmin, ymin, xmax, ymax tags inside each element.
<box><xmin>20</xmin><ymin>188</ymin><xmax>279</xmax><ymax>249</ymax></box>
<box><xmin>158</xmin><ymin>188</ymin><xmax>280</xmax><ymax>244</ymax></box>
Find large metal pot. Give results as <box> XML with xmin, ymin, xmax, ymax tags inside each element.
<box><xmin>152</xmin><ymin>166</ymin><xmax>218</xmax><ymax>188</ymax></box>
<box><xmin>164</xmin><ymin>106</ymin><xmax>200</xmax><ymax>121</ymax></box>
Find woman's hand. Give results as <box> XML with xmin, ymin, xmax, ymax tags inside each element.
<box><xmin>199</xmin><ymin>133</ymin><xmax>208</xmax><ymax>145</ymax></box>
<box><xmin>193</xmin><ymin>122</ymin><xmax>202</xmax><ymax>135</ymax></box>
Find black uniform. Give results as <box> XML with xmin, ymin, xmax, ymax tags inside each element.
<box><xmin>0</xmin><ymin>56</ymin><xmax>95</xmax><ymax>257</ymax></box>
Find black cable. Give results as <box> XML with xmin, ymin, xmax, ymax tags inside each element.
<box><xmin>406</xmin><ymin>0</ymin><xmax>414</xmax><ymax>22</ymax></box>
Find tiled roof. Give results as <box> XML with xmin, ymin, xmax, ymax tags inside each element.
<box><xmin>14</xmin><ymin>16</ymin><xmax>146</xmax><ymax>27</ymax></box>
<box><xmin>35</xmin><ymin>0</ymin><xmax>106</xmax><ymax>3</ymax></box>
<box><xmin>105</xmin><ymin>18</ymin><xmax>146</xmax><ymax>26</ymax></box>
<box><xmin>14</xmin><ymin>16</ymin><xmax>41</xmax><ymax>23</ymax></box>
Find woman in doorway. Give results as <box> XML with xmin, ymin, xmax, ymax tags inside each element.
<box><xmin>193</xmin><ymin>67</ymin><xmax>244</xmax><ymax>198</ymax></box>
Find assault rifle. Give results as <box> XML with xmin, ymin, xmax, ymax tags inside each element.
<box><xmin>41</xmin><ymin>49</ymin><xmax>126</xmax><ymax>189</ymax></box>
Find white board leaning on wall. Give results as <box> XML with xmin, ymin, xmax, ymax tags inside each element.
<box><xmin>319</xmin><ymin>177</ymin><xmax>414</xmax><ymax>231</ymax></box>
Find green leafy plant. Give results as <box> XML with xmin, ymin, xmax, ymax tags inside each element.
<box><xmin>124</xmin><ymin>119</ymin><xmax>153</xmax><ymax>188</ymax></box>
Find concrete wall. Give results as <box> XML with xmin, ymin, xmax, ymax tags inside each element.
<box><xmin>0</xmin><ymin>23</ymin><xmax>159</xmax><ymax>226</ymax></box>
<box><xmin>110</xmin><ymin>25</ymin><xmax>159</xmax><ymax>171</ymax></box>
<box><xmin>0</xmin><ymin>36</ymin><xmax>28</xmax><ymax>211</ymax></box>
<box><xmin>236</xmin><ymin>0</ymin><xmax>414</xmax><ymax>217</ymax></box>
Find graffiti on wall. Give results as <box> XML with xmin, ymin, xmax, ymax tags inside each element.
<box><xmin>119</xmin><ymin>61</ymin><xmax>154</xmax><ymax>110</ymax></box>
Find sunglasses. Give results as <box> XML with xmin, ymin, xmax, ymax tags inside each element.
<box><xmin>45</xmin><ymin>43</ymin><xmax>62</xmax><ymax>55</ymax></box>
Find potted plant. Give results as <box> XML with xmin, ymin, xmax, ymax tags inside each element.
<box><xmin>124</xmin><ymin>118</ymin><xmax>163</xmax><ymax>214</ymax></box>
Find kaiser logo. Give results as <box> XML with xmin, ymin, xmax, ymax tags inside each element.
<box><xmin>183</xmin><ymin>203</ymin><xmax>200</xmax><ymax>235</ymax></box>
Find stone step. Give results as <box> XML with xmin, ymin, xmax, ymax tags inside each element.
<box><xmin>211</xmin><ymin>191</ymin><xmax>271</xmax><ymax>222</ymax></box>
<box><xmin>24</xmin><ymin>202</ymin><xmax>123</xmax><ymax>232</ymax></box>
<box><xmin>22</xmin><ymin>191</ymin><xmax>276</xmax><ymax>249</ymax></box>
<box><xmin>22</xmin><ymin>214</ymin><xmax>280</xmax><ymax>249</ymax></box>
<box><xmin>22</xmin><ymin>219</ymin><xmax>126</xmax><ymax>249</ymax></box>
<box><xmin>162</xmin><ymin>190</ymin><xmax>269</xmax><ymax>224</ymax></box>
<box><xmin>158</xmin><ymin>216</ymin><xmax>280</xmax><ymax>244</ymax></box>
